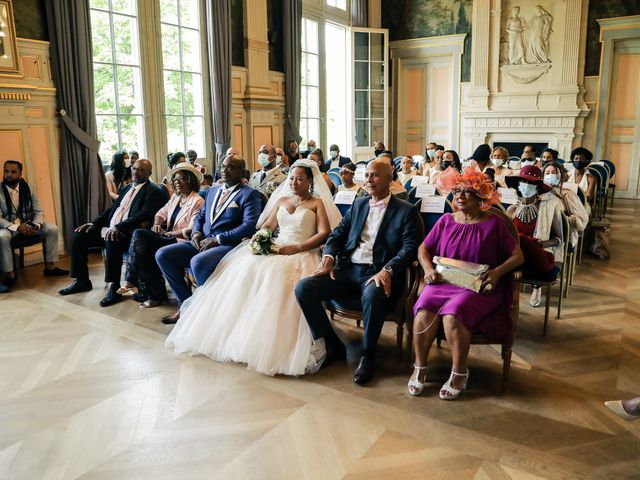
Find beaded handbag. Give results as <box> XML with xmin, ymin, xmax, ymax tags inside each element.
<box><xmin>432</xmin><ymin>256</ymin><xmax>489</xmax><ymax>293</ymax></box>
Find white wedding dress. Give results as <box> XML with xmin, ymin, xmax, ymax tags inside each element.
<box><xmin>165</xmin><ymin>206</ymin><xmax>323</xmax><ymax>376</ymax></box>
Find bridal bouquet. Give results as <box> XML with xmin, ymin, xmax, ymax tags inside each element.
<box><xmin>249</xmin><ymin>228</ymin><xmax>276</xmax><ymax>255</ymax></box>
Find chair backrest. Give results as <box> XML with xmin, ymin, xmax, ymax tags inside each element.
<box><xmin>328</xmin><ymin>171</ymin><xmax>342</xmax><ymax>187</ymax></box>
<box><xmin>355</xmin><ymin>161</ymin><xmax>369</xmax><ymax>169</ymax></box>
<box><xmin>601</xmin><ymin>159</ymin><xmax>615</xmax><ymax>178</ymax></box>
<box><xmin>560</xmin><ymin>211</ymin><xmax>572</xmax><ymax>257</ymax></box>
<box><xmin>404</xmin><ymin>178</ymin><xmax>415</xmax><ymax>191</ymax></box>
<box><xmin>575</xmin><ymin>186</ymin><xmax>587</xmax><ymax>207</ymax></box>
<box><xmin>328</xmin><ymin>167</ymin><xmax>341</xmax><ymax>174</ymax></box>
<box><xmin>335</xmin><ymin>202</ymin><xmax>351</xmax><ymax>216</ymax></box>
<box><xmin>444</xmin><ymin>192</ymin><xmax>455</xmax><ymax>213</ymax></box>
<box><xmin>393</xmin><ymin>156</ymin><xmax>403</xmax><ymax>168</ymax></box>
<box><xmin>491</xmin><ymin>202</ymin><xmax>507</xmax><ymax>213</ymax></box>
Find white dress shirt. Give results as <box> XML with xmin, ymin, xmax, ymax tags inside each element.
<box><xmin>6</xmin><ymin>184</ymin><xmax>21</xmax><ymax>231</ymax></box>
<box><xmin>350</xmin><ymin>194</ymin><xmax>391</xmax><ymax>265</ymax></box>
<box><xmin>330</xmin><ymin>156</ymin><xmax>342</xmax><ymax>170</ymax></box>
<box><xmin>109</xmin><ymin>181</ymin><xmax>147</xmax><ymax>228</ymax></box>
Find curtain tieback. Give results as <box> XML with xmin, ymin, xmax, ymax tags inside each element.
<box><xmin>58</xmin><ymin>108</ymin><xmax>101</xmax><ymax>152</ymax></box>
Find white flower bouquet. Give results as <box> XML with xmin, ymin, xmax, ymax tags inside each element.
<box><xmin>249</xmin><ymin>228</ymin><xmax>276</xmax><ymax>255</ymax></box>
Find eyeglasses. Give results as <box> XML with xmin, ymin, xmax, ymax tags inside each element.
<box><xmin>452</xmin><ymin>187</ymin><xmax>478</xmax><ymax>197</ymax></box>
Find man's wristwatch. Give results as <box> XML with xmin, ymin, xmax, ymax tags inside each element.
<box><xmin>382</xmin><ymin>265</ymin><xmax>393</xmax><ymax>276</ymax></box>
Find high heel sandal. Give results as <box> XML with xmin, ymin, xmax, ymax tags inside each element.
<box><xmin>439</xmin><ymin>369</ymin><xmax>469</xmax><ymax>400</ymax></box>
<box><xmin>407</xmin><ymin>364</ymin><xmax>428</xmax><ymax>396</ymax></box>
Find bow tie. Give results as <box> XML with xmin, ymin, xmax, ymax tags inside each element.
<box><xmin>369</xmin><ymin>199</ymin><xmax>386</xmax><ymax>209</ymax></box>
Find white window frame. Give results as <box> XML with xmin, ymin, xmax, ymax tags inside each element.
<box><xmin>89</xmin><ymin>0</ymin><xmax>212</xmax><ymax>176</ymax></box>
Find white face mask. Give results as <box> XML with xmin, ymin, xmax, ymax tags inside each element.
<box><xmin>426</xmin><ymin>149</ymin><xmax>436</xmax><ymax>159</ymax></box>
<box><xmin>491</xmin><ymin>158</ymin><xmax>504</xmax><ymax>168</ymax></box>
<box><xmin>330</xmin><ymin>150</ymin><xmax>338</xmax><ymax>159</ymax></box>
<box><xmin>521</xmin><ymin>158</ymin><xmax>536</xmax><ymax>166</ymax></box>
<box><xmin>275</xmin><ymin>155</ymin><xmax>283</xmax><ymax>165</ymax></box>
<box><xmin>518</xmin><ymin>183</ymin><xmax>538</xmax><ymax>198</ymax></box>
<box><xmin>258</xmin><ymin>152</ymin><xmax>271</xmax><ymax>168</ymax></box>
<box><xmin>544</xmin><ymin>174</ymin><xmax>560</xmax><ymax>187</ymax></box>
<box><xmin>508</xmin><ymin>160</ymin><xmax>521</xmax><ymax>170</ymax></box>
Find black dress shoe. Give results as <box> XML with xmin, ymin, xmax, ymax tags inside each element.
<box><xmin>320</xmin><ymin>342</ymin><xmax>346</xmax><ymax>370</ymax></box>
<box><xmin>44</xmin><ymin>267</ymin><xmax>70</xmax><ymax>276</ymax></box>
<box><xmin>58</xmin><ymin>279</ymin><xmax>93</xmax><ymax>295</ymax></box>
<box><xmin>99</xmin><ymin>285</ymin><xmax>123</xmax><ymax>307</ymax></box>
<box><xmin>0</xmin><ymin>283</ymin><xmax>9</xmax><ymax>294</ymax></box>
<box><xmin>161</xmin><ymin>310</ymin><xmax>181</xmax><ymax>325</ymax></box>
<box><xmin>353</xmin><ymin>356</ymin><xmax>376</xmax><ymax>385</ymax></box>
<box><xmin>3</xmin><ymin>277</ymin><xmax>16</xmax><ymax>288</ymax></box>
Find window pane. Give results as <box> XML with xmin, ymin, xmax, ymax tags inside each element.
<box><xmin>371</xmin><ymin>33</ymin><xmax>384</xmax><ymax>61</ymax></box>
<box><xmin>300</xmin><ymin>86</ymin><xmax>308</xmax><ymax>118</ymax></box>
<box><xmin>179</xmin><ymin>0</ymin><xmax>199</xmax><ymax>28</ymax></box>
<box><xmin>166</xmin><ymin>116</ymin><xmax>185</xmax><ymax>151</ymax></box>
<box><xmin>161</xmin><ymin>24</ymin><xmax>181</xmax><ymax>69</ymax></box>
<box><xmin>90</xmin><ymin>10</ymin><xmax>112</xmax><ymax>63</ymax></box>
<box><xmin>327</xmin><ymin>0</ymin><xmax>346</xmax><ymax>10</ymax></box>
<box><xmin>183</xmin><ymin>72</ymin><xmax>203</xmax><ymax>115</ymax></box>
<box><xmin>160</xmin><ymin>0</ymin><xmax>178</xmax><ymax>24</ymax></box>
<box><xmin>307</xmin><ymin>119</ymin><xmax>320</xmax><ymax>145</ymax></box>
<box><xmin>354</xmin><ymin>62</ymin><xmax>368</xmax><ymax>89</ymax></box>
<box><xmin>181</xmin><ymin>28</ymin><xmax>202</xmax><ymax>73</ymax></box>
<box><xmin>307</xmin><ymin>86</ymin><xmax>319</xmax><ymax>117</ymax></box>
<box><xmin>93</xmin><ymin>64</ymin><xmax>116</xmax><ymax>113</ymax></box>
<box><xmin>117</xmin><ymin>66</ymin><xmax>143</xmax><ymax>115</ymax></box>
<box><xmin>355</xmin><ymin>91</ymin><xmax>368</xmax><ymax>118</ymax></box>
<box><xmin>111</xmin><ymin>0</ymin><xmax>136</xmax><ymax>15</ymax></box>
<box><xmin>370</xmin><ymin>62</ymin><xmax>384</xmax><ymax>90</ymax></box>
<box><xmin>185</xmin><ymin>116</ymin><xmax>204</xmax><ymax>154</ymax></box>
<box><xmin>90</xmin><ymin>0</ymin><xmax>109</xmax><ymax>9</ymax></box>
<box><xmin>371</xmin><ymin>119</ymin><xmax>385</xmax><ymax>144</ymax></box>
<box><xmin>112</xmin><ymin>15</ymin><xmax>138</xmax><ymax>65</ymax></box>
<box><xmin>96</xmin><ymin>115</ymin><xmax>119</xmax><ymax>161</ymax></box>
<box><xmin>304</xmin><ymin>19</ymin><xmax>318</xmax><ymax>54</ymax></box>
<box><xmin>164</xmin><ymin>70</ymin><xmax>183</xmax><ymax>115</ymax></box>
<box><xmin>370</xmin><ymin>90</ymin><xmax>384</xmax><ymax>119</ymax></box>
<box><xmin>354</xmin><ymin>32</ymin><xmax>368</xmax><ymax>61</ymax></box>
<box><xmin>355</xmin><ymin>120</ymin><xmax>369</xmax><ymax>147</ymax></box>
<box><xmin>119</xmin><ymin>115</ymin><xmax>145</xmax><ymax>152</ymax></box>
<box><xmin>325</xmin><ymin>23</ymin><xmax>347</xmax><ymax>150</ymax></box>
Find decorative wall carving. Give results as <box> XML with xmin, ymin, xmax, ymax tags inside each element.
<box><xmin>503</xmin><ymin>5</ymin><xmax>553</xmax><ymax>66</ymax></box>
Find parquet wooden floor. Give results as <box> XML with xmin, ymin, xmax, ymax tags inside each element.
<box><xmin>1</xmin><ymin>200</ymin><xmax>639</xmax><ymax>479</ymax></box>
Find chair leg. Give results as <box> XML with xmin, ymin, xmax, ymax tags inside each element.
<box><xmin>558</xmin><ymin>264</ymin><xmax>565</xmax><ymax>312</ymax></box>
<box><xmin>19</xmin><ymin>247</ymin><xmax>25</xmax><ymax>269</ymax></box>
<box><xmin>543</xmin><ymin>285</ymin><xmax>551</xmax><ymax>336</ymax></box>
<box><xmin>405</xmin><ymin>328</ymin><xmax>414</xmax><ymax>366</ymax></box>
<box><xmin>557</xmin><ymin>281</ymin><xmax>563</xmax><ymax>319</ymax></box>
<box><xmin>396</xmin><ymin>322</ymin><xmax>403</xmax><ymax>360</ymax></box>
<box><xmin>356</xmin><ymin>320</ymin><xmax>361</xmax><ymax>328</ymax></box>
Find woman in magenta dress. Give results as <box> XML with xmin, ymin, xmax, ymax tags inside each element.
<box><xmin>409</xmin><ymin>169</ymin><xmax>524</xmax><ymax>400</ymax></box>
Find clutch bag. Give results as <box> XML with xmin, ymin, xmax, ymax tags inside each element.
<box><xmin>432</xmin><ymin>256</ymin><xmax>489</xmax><ymax>293</ymax></box>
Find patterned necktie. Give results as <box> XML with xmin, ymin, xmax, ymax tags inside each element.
<box><xmin>215</xmin><ymin>188</ymin><xmax>231</xmax><ymax>214</ymax></box>
<box><xmin>110</xmin><ymin>185</ymin><xmax>138</xmax><ymax>227</ymax></box>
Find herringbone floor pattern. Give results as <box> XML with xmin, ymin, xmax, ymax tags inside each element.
<box><xmin>1</xmin><ymin>201</ymin><xmax>639</xmax><ymax>479</ymax></box>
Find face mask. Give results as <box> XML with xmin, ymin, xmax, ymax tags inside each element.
<box><xmin>258</xmin><ymin>153</ymin><xmax>271</xmax><ymax>168</ymax></box>
<box><xmin>426</xmin><ymin>149</ymin><xmax>436</xmax><ymax>159</ymax></box>
<box><xmin>330</xmin><ymin>150</ymin><xmax>338</xmax><ymax>159</ymax></box>
<box><xmin>573</xmin><ymin>161</ymin><xmax>587</xmax><ymax>169</ymax></box>
<box><xmin>521</xmin><ymin>159</ymin><xmax>536</xmax><ymax>166</ymax></box>
<box><xmin>275</xmin><ymin>155</ymin><xmax>283</xmax><ymax>165</ymax></box>
<box><xmin>544</xmin><ymin>174</ymin><xmax>560</xmax><ymax>187</ymax></box>
<box><xmin>306</xmin><ymin>145</ymin><xmax>314</xmax><ymax>152</ymax></box>
<box><xmin>441</xmin><ymin>161</ymin><xmax>452</xmax><ymax>170</ymax></box>
<box><xmin>374</xmin><ymin>149</ymin><xmax>383</xmax><ymax>157</ymax></box>
<box><xmin>518</xmin><ymin>183</ymin><xmax>538</xmax><ymax>198</ymax></box>
<box><xmin>508</xmin><ymin>160</ymin><xmax>521</xmax><ymax>170</ymax></box>
<box><xmin>491</xmin><ymin>158</ymin><xmax>504</xmax><ymax>168</ymax></box>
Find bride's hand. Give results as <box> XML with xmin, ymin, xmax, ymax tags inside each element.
<box><xmin>279</xmin><ymin>244</ymin><xmax>302</xmax><ymax>255</ymax></box>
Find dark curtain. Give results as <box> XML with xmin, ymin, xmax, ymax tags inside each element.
<box><xmin>206</xmin><ymin>0</ymin><xmax>232</xmax><ymax>168</ymax></box>
<box><xmin>283</xmin><ymin>0</ymin><xmax>302</xmax><ymax>145</ymax></box>
<box><xmin>45</xmin><ymin>0</ymin><xmax>109</xmax><ymax>247</ymax></box>
<box><xmin>351</xmin><ymin>0</ymin><xmax>368</xmax><ymax>27</ymax></box>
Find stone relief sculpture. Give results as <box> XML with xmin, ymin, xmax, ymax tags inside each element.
<box><xmin>526</xmin><ymin>5</ymin><xmax>553</xmax><ymax>64</ymax></box>
<box><xmin>501</xmin><ymin>4</ymin><xmax>553</xmax><ymax>83</ymax></box>
<box><xmin>504</xmin><ymin>4</ymin><xmax>553</xmax><ymax>66</ymax></box>
<box><xmin>506</xmin><ymin>7</ymin><xmax>527</xmax><ymax>65</ymax></box>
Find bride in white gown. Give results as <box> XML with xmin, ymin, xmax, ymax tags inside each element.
<box><xmin>165</xmin><ymin>159</ymin><xmax>342</xmax><ymax>375</ymax></box>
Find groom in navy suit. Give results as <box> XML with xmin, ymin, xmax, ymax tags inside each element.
<box><xmin>295</xmin><ymin>159</ymin><xmax>419</xmax><ymax>385</ymax></box>
<box><xmin>156</xmin><ymin>154</ymin><xmax>263</xmax><ymax>323</ymax></box>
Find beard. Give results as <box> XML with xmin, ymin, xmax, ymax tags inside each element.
<box><xmin>3</xmin><ymin>178</ymin><xmax>19</xmax><ymax>187</ymax></box>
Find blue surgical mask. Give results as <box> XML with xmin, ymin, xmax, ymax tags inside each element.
<box><xmin>544</xmin><ymin>174</ymin><xmax>560</xmax><ymax>187</ymax></box>
<box><xmin>518</xmin><ymin>183</ymin><xmax>538</xmax><ymax>198</ymax></box>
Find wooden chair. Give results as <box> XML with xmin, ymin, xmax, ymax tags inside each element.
<box><xmin>404</xmin><ymin>208</ymin><xmax>521</xmax><ymax>389</ymax></box>
<box><xmin>520</xmin><ymin>212</ymin><xmax>571</xmax><ymax>335</ymax></box>
<box><xmin>325</xmin><ymin>216</ymin><xmax>425</xmax><ymax>359</ymax></box>
<box><xmin>11</xmin><ymin>235</ymin><xmax>47</xmax><ymax>279</ymax></box>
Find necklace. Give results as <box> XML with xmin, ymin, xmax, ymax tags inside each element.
<box><xmin>292</xmin><ymin>194</ymin><xmax>310</xmax><ymax>206</ymax></box>
<box><xmin>515</xmin><ymin>200</ymin><xmax>539</xmax><ymax>223</ymax></box>
<box><xmin>458</xmin><ymin>212</ymin><xmax>483</xmax><ymax>224</ymax></box>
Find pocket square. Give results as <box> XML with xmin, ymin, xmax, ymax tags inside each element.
<box><xmin>229</xmin><ymin>201</ymin><xmax>239</xmax><ymax>208</ymax></box>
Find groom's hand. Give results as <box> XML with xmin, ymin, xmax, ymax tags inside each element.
<box><xmin>312</xmin><ymin>255</ymin><xmax>335</xmax><ymax>279</ymax></box>
<box><xmin>366</xmin><ymin>270</ymin><xmax>392</xmax><ymax>297</ymax></box>
<box><xmin>191</xmin><ymin>232</ymin><xmax>203</xmax><ymax>250</ymax></box>
<box><xmin>199</xmin><ymin>236</ymin><xmax>218</xmax><ymax>252</ymax></box>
